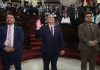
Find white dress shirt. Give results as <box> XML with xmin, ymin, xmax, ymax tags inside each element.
<box><xmin>61</xmin><ymin>17</ymin><xmax>71</xmax><ymax>24</ymax></box>
<box><xmin>4</xmin><ymin>24</ymin><xmax>14</xmax><ymax>47</ymax></box>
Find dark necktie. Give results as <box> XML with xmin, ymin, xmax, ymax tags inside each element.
<box><xmin>88</xmin><ymin>25</ymin><xmax>94</xmax><ymax>40</ymax></box>
<box><xmin>51</xmin><ymin>27</ymin><xmax>53</xmax><ymax>36</ymax></box>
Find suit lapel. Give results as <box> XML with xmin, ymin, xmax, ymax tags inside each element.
<box><xmin>47</xmin><ymin>25</ymin><xmax>56</xmax><ymax>37</ymax></box>
<box><xmin>91</xmin><ymin>24</ymin><xmax>96</xmax><ymax>38</ymax></box>
<box><xmin>5</xmin><ymin>26</ymin><xmax>7</xmax><ymax>37</ymax></box>
<box><xmin>2</xmin><ymin>26</ymin><xmax>7</xmax><ymax>41</ymax></box>
<box><xmin>46</xmin><ymin>25</ymin><xmax>52</xmax><ymax>37</ymax></box>
<box><xmin>14</xmin><ymin>25</ymin><xmax>17</xmax><ymax>45</ymax></box>
<box><xmin>83</xmin><ymin>23</ymin><xmax>92</xmax><ymax>36</ymax></box>
<box><xmin>54</xmin><ymin>26</ymin><xmax>57</xmax><ymax>37</ymax></box>
<box><xmin>83</xmin><ymin>23</ymin><xmax>95</xmax><ymax>40</ymax></box>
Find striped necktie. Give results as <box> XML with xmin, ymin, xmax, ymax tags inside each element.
<box><xmin>7</xmin><ymin>26</ymin><xmax>11</xmax><ymax>46</ymax></box>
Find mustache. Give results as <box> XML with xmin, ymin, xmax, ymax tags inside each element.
<box><xmin>7</xmin><ymin>20</ymin><xmax>11</xmax><ymax>22</ymax></box>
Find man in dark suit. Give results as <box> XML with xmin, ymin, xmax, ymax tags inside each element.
<box><xmin>0</xmin><ymin>13</ymin><xmax>24</xmax><ymax>70</ymax></box>
<box><xmin>35</xmin><ymin>14</ymin><xmax>65</xmax><ymax>70</ymax></box>
<box><xmin>78</xmin><ymin>11</ymin><xmax>100</xmax><ymax>70</ymax></box>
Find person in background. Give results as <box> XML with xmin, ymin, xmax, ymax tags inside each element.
<box><xmin>61</xmin><ymin>12</ymin><xmax>71</xmax><ymax>25</ymax></box>
<box><xmin>92</xmin><ymin>8</ymin><xmax>100</xmax><ymax>24</ymax></box>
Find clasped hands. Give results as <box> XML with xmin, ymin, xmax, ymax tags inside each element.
<box><xmin>3</xmin><ymin>46</ymin><xmax>15</xmax><ymax>53</ymax></box>
<box><xmin>88</xmin><ymin>40</ymin><xmax>98</xmax><ymax>47</ymax></box>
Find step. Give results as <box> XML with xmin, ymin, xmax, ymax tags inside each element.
<box><xmin>31</xmin><ymin>39</ymin><xmax>42</xmax><ymax>42</ymax></box>
<box><xmin>31</xmin><ymin>27</ymin><xmax>36</xmax><ymax>28</ymax></box>
<box><xmin>30</xmin><ymin>38</ymin><xmax>42</xmax><ymax>40</ymax></box>
<box><xmin>30</xmin><ymin>34</ymin><xmax>35</xmax><ymax>37</ymax></box>
<box><xmin>30</xmin><ymin>32</ymin><xmax>35</xmax><ymax>34</ymax></box>
<box><xmin>31</xmin><ymin>29</ymin><xmax>36</xmax><ymax>31</ymax></box>
<box><xmin>32</xmin><ymin>46</ymin><xmax>41</xmax><ymax>49</ymax></box>
<box><xmin>30</xmin><ymin>37</ymin><xmax>35</xmax><ymax>39</ymax></box>
<box><xmin>30</xmin><ymin>42</ymin><xmax>42</xmax><ymax>47</ymax></box>
<box><xmin>0</xmin><ymin>65</ymin><xmax>2</xmax><ymax>70</ymax></box>
<box><xmin>31</xmin><ymin>47</ymin><xmax>41</xmax><ymax>53</ymax></box>
<box><xmin>31</xmin><ymin>45</ymin><xmax>41</xmax><ymax>48</ymax></box>
<box><xmin>30</xmin><ymin>38</ymin><xmax>42</xmax><ymax>42</ymax></box>
<box><xmin>33</xmin><ymin>52</ymin><xmax>42</xmax><ymax>58</ymax></box>
<box><xmin>31</xmin><ymin>42</ymin><xmax>42</xmax><ymax>45</ymax></box>
<box><xmin>30</xmin><ymin>44</ymin><xmax>41</xmax><ymax>47</ymax></box>
<box><xmin>22</xmin><ymin>52</ymin><xmax>41</xmax><ymax>61</ymax></box>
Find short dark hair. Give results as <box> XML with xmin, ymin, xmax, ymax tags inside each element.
<box><xmin>84</xmin><ymin>11</ymin><xmax>92</xmax><ymax>16</ymax></box>
<box><xmin>7</xmin><ymin>10</ymin><xmax>14</xmax><ymax>16</ymax></box>
<box><xmin>6</xmin><ymin>12</ymin><xmax>15</xmax><ymax>18</ymax></box>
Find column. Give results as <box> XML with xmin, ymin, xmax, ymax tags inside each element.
<box><xmin>21</xmin><ymin>0</ymin><xmax>24</xmax><ymax>6</ymax></box>
<box><xmin>76</xmin><ymin>0</ymin><xmax>80</xmax><ymax>5</ymax></box>
<box><xmin>60</xmin><ymin>0</ymin><xmax>63</xmax><ymax>5</ymax></box>
<box><xmin>42</xmin><ymin>0</ymin><xmax>44</xmax><ymax>6</ymax></box>
<box><xmin>9</xmin><ymin>0</ymin><xmax>11</xmax><ymax>2</ymax></box>
<box><xmin>0</xmin><ymin>0</ymin><xmax>2</xmax><ymax>2</ymax></box>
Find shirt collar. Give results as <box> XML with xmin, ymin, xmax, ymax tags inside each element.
<box><xmin>8</xmin><ymin>24</ymin><xmax>14</xmax><ymax>28</ymax></box>
<box><xmin>87</xmin><ymin>23</ymin><xmax>92</xmax><ymax>26</ymax></box>
<box><xmin>49</xmin><ymin>24</ymin><xmax>54</xmax><ymax>28</ymax></box>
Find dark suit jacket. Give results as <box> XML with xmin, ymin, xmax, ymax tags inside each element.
<box><xmin>0</xmin><ymin>25</ymin><xmax>24</xmax><ymax>57</ymax></box>
<box><xmin>35</xmin><ymin>25</ymin><xmax>64</xmax><ymax>53</ymax></box>
<box><xmin>78</xmin><ymin>22</ymin><xmax>100</xmax><ymax>52</ymax></box>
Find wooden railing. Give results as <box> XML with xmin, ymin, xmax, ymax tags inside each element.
<box><xmin>60</xmin><ymin>25</ymin><xmax>79</xmax><ymax>49</ymax></box>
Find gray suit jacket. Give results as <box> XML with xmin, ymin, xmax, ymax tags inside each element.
<box><xmin>78</xmin><ymin>22</ymin><xmax>100</xmax><ymax>52</ymax></box>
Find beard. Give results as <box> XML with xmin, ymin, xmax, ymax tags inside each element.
<box><xmin>85</xmin><ymin>19</ymin><xmax>92</xmax><ymax>23</ymax></box>
<box><xmin>86</xmin><ymin>21</ymin><xmax>92</xmax><ymax>23</ymax></box>
<box><xmin>7</xmin><ymin>20</ymin><xmax>14</xmax><ymax>24</ymax></box>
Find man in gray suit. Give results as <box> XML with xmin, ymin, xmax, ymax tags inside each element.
<box><xmin>78</xmin><ymin>11</ymin><xmax>100</xmax><ymax>70</ymax></box>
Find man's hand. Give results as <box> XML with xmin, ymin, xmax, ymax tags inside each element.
<box><xmin>36</xmin><ymin>19</ymin><xmax>43</xmax><ymax>30</ymax></box>
<box><xmin>88</xmin><ymin>41</ymin><xmax>97</xmax><ymax>47</ymax></box>
<box><xmin>3</xmin><ymin>47</ymin><xmax>11</xmax><ymax>52</ymax></box>
<box><xmin>60</xmin><ymin>50</ymin><xmax>65</xmax><ymax>55</ymax></box>
<box><xmin>94</xmin><ymin>40</ymin><xmax>98</xmax><ymax>44</ymax></box>
<box><xmin>3</xmin><ymin>47</ymin><xmax>15</xmax><ymax>52</ymax></box>
<box><xmin>8</xmin><ymin>47</ymin><xmax>15</xmax><ymax>52</ymax></box>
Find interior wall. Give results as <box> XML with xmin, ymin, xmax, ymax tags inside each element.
<box><xmin>97</xmin><ymin>0</ymin><xmax>100</xmax><ymax>3</ymax></box>
<box><xmin>25</xmin><ymin>0</ymin><xmax>39</xmax><ymax>6</ymax></box>
<box><xmin>25</xmin><ymin>0</ymin><xmax>79</xmax><ymax>6</ymax></box>
<box><xmin>61</xmin><ymin>0</ymin><xmax>78</xmax><ymax>6</ymax></box>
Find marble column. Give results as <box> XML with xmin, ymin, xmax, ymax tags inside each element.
<box><xmin>62</xmin><ymin>0</ymin><xmax>77</xmax><ymax>6</ymax></box>
<box><xmin>9</xmin><ymin>0</ymin><xmax>11</xmax><ymax>2</ymax></box>
<box><xmin>21</xmin><ymin>0</ymin><xmax>24</xmax><ymax>6</ymax></box>
<box><xmin>42</xmin><ymin>0</ymin><xmax>44</xmax><ymax>6</ymax></box>
<box><xmin>76</xmin><ymin>0</ymin><xmax>80</xmax><ymax>5</ymax></box>
<box><xmin>0</xmin><ymin>0</ymin><xmax>2</xmax><ymax>2</ymax></box>
<box><xmin>60</xmin><ymin>0</ymin><xmax>63</xmax><ymax>5</ymax></box>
